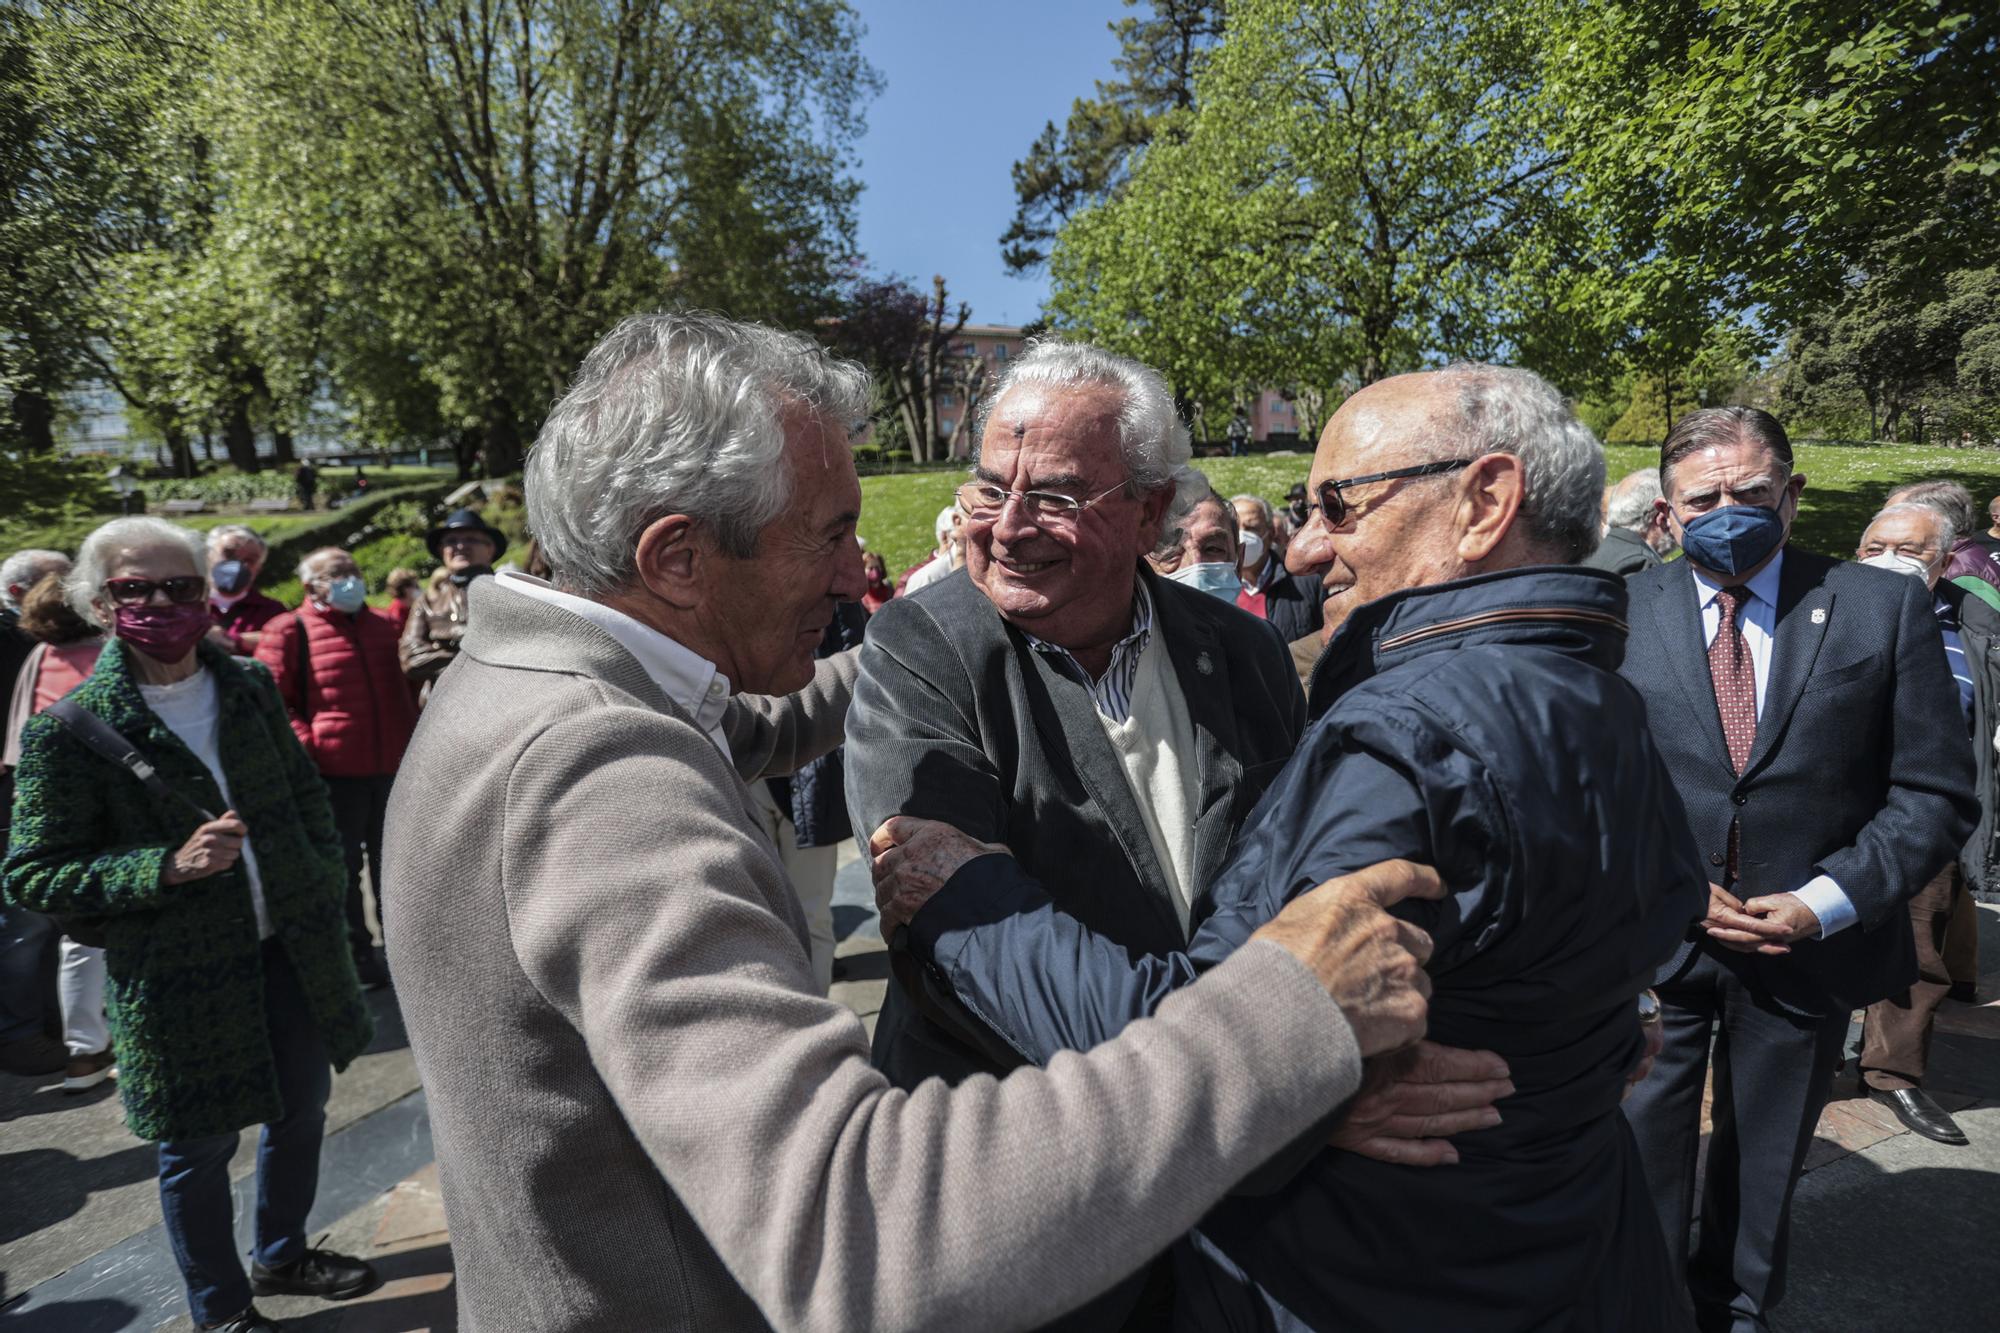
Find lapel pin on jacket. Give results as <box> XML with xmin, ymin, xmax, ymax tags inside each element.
<box><xmin>1812</xmin><ymin>608</ymin><xmax>1827</xmax><ymax>624</ymax></box>
<box><xmin>1196</xmin><ymin>651</ymin><xmax>1214</xmax><ymax>676</ymax></box>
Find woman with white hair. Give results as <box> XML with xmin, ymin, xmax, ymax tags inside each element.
<box><xmin>900</xmin><ymin>502</ymin><xmax>966</xmax><ymax>595</ymax></box>
<box><xmin>1</xmin><ymin>517</ymin><xmax>377</xmax><ymax>1333</ymax></box>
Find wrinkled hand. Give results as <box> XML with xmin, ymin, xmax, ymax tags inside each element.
<box><xmin>1738</xmin><ymin>892</ymin><xmax>1822</xmax><ymax>947</ymax></box>
<box><xmin>163</xmin><ymin>810</ymin><xmax>248</xmax><ymax>885</ymax></box>
<box><xmin>1700</xmin><ymin>881</ymin><xmax>1795</xmax><ymax>955</ymax></box>
<box><xmin>1250</xmin><ymin>859</ymin><xmax>1444</xmax><ymax>1058</ymax></box>
<box><xmin>1331</xmin><ymin>1041</ymin><xmax>1513</xmax><ymax>1166</ymax></box>
<box><xmin>870</xmin><ymin>816</ymin><xmax>1009</xmax><ymax>938</ymax></box>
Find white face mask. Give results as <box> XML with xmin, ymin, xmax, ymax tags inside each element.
<box><xmin>1858</xmin><ymin>551</ymin><xmax>1934</xmax><ymax>584</ymax></box>
<box><xmin>1238</xmin><ymin>531</ymin><xmax>1266</xmax><ymax>571</ymax></box>
<box><xmin>1165</xmin><ymin>560</ymin><xmax>1243</xmax><ymax>602</ymax></box>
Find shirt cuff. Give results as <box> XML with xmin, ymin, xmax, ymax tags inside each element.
<box><xmin>1792</xmin><ymin>874</ymin><xmax>1857</xmax><ymax>938</ymax></box>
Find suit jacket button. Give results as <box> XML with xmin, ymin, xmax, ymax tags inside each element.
<box><xmin>1732</xmin><ymin>793</ymin><xmax>1748</xmax><ymax>806</ymax></box>
<box><xmin>1709</xmin><ymin>852</ymin><xmax>1726</xmax><ymax>866</ymax></box>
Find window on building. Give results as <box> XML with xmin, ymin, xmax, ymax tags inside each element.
<box><xmin>939</xmin><ymin>419</ymin><xmax>955</xmax><ymax>437</ymax></box>
<box><xmin>938</xmin><ymin>393</ymin><xmax>955</xmax><ymax>408</ymax></box>
<box><xmin>955</xmin><ymin>341</ymin><xmax>977</xmax><ymax>357</ymax></box>
<box><xmin>994</xmin><ymin>344</ymin><xmax>1008</xmax><ymax>360</ymax></box>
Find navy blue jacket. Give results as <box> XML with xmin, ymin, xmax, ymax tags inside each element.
<box><xmin>1620</xmin><ymin>549</ymin><xmax>1978</xmax><ymax>1013</ymax></box>
<box><xmin>905</xmin><ymin>566</ymin><xmax>1705</xmax><ymax>1331</ymax></box>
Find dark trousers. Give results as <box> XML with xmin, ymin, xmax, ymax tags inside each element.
<box><xmin>1860</xmin><ymin>864</ymin><xmax>1961</xmax><ymax>1091</ymax></box>
<box><xmin>1622</xmin><ymin>950</ymin><xmax>1848</xmax><ymax>1333</ymax></box>
<box><xmin>0</xmin><ymin>905</ymin><xmax>56</xmax><ymax>1043</ymax></box>
<box><xmin>157</xmin><ymin>940</ymin><xmax>333</xmax><ymax>1326</ymax></box>
<box><xmin>324</xmin><ymin>774</ymin><xmax>394</xmax><ymax>958</ymax></box>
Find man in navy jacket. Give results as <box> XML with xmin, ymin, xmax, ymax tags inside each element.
<box><xmin>1618</xmin><ymin>408</ymin><xmax>1976</xmax><ymax>1332</ymax></box>
<box><xmin>870</xmin><ymin>364</ymin><xmax>1709</xmax><ymax>1330</ymax></box>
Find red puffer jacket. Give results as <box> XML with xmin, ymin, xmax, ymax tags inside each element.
<box><xmin>255</xmin><ymin>600</ymin><xmax>418</xmax><ymax>778</ymax></box>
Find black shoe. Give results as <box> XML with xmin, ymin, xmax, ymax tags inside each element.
<box><xmin>204</xmin><ymin>1307</ymin><xmax>282</xmax><ymax>1331</ymax></box>
<box><xmin>1948</xmin><ymin>981</ymin><xmax>1979</xmax><ymax>1004</ymax></box>
<box><xmin>1870</xmin><ymin>1086</ymin><xmax>1969</xmax><ymax>1146</ymax></box>
<box><xmin>249</xmin><ymin>1246</ymin><xmax>379</xmax><ymax>1301</ymax></box>
<box><xmin>0</xmin><ymin>1032</ymin><xmax>67</xmax><ymax>1076</ymax></box>
<box><xmin>353</xmin><ymin>948</ymin><xmax>390</xmax><ymax>991</ymax></box>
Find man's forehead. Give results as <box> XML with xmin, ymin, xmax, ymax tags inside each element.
<box><xmin>1865</xmin><ymin>512</ymin><xmax>1941</xmax><ymax>545</ymax></box>
<box><xmin>984</xmin><ymin>387</ymin><xmax>1124</xmax><ymax>470</ymax></box>
<box><xmin>1675</xmin><ymin>443</ymin><xmax>1778</xmax><ymax>484</ymax></box>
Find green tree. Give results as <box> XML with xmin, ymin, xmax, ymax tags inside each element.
<box><xmin>1044</xmin><ymin>0</ymin><xmax>1587</xmax><ymax>419</ymax></box>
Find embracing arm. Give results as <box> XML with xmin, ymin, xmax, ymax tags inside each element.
<box><xmin>722</xmin><ymin>648</ymin><xmax>859</xmax><ymax>783</ymax></box>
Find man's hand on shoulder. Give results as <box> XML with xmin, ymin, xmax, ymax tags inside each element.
<box><xmin>1250</xmin><ymin>858</ymin><xmax>1443</xmax><ymax>1058</ymax></box>
<box><xmin>1330</xmin><ymin>1041</ymin><xmax>1512</xmax><ymax>1167</ymax></box>
<box><xmin>870</xmin><ymin>816</ymin><xmax>1010</xmax><ymax>938</ymax></box>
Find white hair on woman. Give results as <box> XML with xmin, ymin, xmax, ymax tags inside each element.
<box><xmin>2</xmin><ymin>549</ymin><xmax>70</xmax><ymax>610</ymax></box>
<box><xmin>1431</xmin><ymin>363</ymin><xmax>1607</xmax><ymax>562</ymax></box>
<box><xmin>974</xmin><ymin>337</ymin><xmax>1191</xmax><ymax>493</ymax></box>
<box><xmin>205</xmin><ymin>523</ymin><xmax>267</xmax><ymax>557</ymax></box>
<box><xmin>933</xmin><ymin>505</ymin><xmax>959</xmax><ymax>547</ymax></box>
<box><xmin>65</xmin><ymin>517</ymin><xmax>209</xmax><ymax>628</ymax></box>
<box><xmin>526</xmin><ymin>311</ymin><xmax>872</xmax><ymax>598</ymax></box>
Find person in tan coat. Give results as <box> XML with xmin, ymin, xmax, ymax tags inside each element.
<box><xmin>397</xmin><ymin>508</ymin><xmax>505</xmax><ymax>698</ymax></box>
<box><xmin>382</xmin><ymin>311</ymin><xmax>1443</xmax><ymax>1333</ymax></box>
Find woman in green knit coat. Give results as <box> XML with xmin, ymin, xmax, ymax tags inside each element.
<box><xmin>3</xmin><ymin>518</ymin><xmax>377</xmax><ymax>1333</ymax></box>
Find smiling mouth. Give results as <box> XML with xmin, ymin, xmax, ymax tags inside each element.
<box><xmin>999</xmin><ymin>558</ymin><xmax>1060</xmax><ymax>575</ymax></box>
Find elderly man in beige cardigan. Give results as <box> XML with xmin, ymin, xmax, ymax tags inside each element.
<box><xmin>384</xmin><ymin>311</ymin><xmax>1441</xmax><ymax>1333</ymax></box>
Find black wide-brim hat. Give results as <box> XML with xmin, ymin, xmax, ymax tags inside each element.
<box><xmin>425</xmin><ymin>508</ymin><xmax>509</xmax><ymax>559</ymax></box>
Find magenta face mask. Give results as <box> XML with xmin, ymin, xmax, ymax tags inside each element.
<box><xmin>114</xmin><ymin>602</ymin><xmax>213</xmax><ymax>663</ymax></box>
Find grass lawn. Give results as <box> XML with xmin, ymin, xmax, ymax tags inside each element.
<box><xmin>857</xmin><ymin>445</ymin><xmax>2000</xmax><ymax>577</ymax></box>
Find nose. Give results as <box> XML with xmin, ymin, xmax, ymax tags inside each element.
<box><xmin>829</xmin><ymin>534</ymin><xmax>868</xmax><ymax>603</ymax></box>
<box><xmin>1285</xmin><ymin>508</ymin><xmax>1335</xmax><ymax>577</ymax></box>
<box><xmin>989</xmin><ymin>494</ymin><xmax>1043</xmax><ymax>546</ymax></box>
<box><xmin>147</xmin><ymin>587</ymin><xmax>175</xmax><ymax>607</ymax></box>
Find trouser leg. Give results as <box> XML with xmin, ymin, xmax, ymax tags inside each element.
<box><xmin>749</xmin><ymin>783</ymin><xmax>830</xmax><ymax>991</ymax></box>
<box><xmin>1942</xmin><ymin>869</ymin><xmax>1978</xmax><ymax>987</ymax></box>
<box><xmin>1860</xmin><ymin>865</ymin><xmax>1958</xmax><ymax>1091</ymax></box>
<box><xmin>56</xmin><ymin>939</ymin><xmax>109</xmax><ymax>1056</ymax></box>
<box><xmin>361</xmin><ymin>773</ymin><xmax>394</xmax><ymax>949</ymax></box>
<box><xmin>158</xmin><ymin>1129</ymin><xmax>252</xmax><ymax>1325</ymax></box>
<box><xmin>1689</xmin><ymin>968</ymin><xmax>1847</xmax><ymax>1333</ymax></box>
<box><xmin>250</xmin><ymin>940</ymin><xmax>333</xmax><ymax>1270</ymax></box>
<box><xmin>1622</xmin><ymin>953</ymin><xmax>1722</xmax><ymax>1276</ymax></box>
<box><xmin>321</xmin><ymin>776</ymin><xmax>374</xmax><ymax>957</ymax></box>
<box><xmin>0</xmin><ymin>906</ymin><xmax>56</xmax><ymax>1043</ymax></box>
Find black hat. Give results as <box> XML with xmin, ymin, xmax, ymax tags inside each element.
<box><xmin>1286</xmin><ymin>482</ymin><xmax>1309</xmax><ymax>502</ymax></box>
<box><xmin>425</xmin><ymin>508</ymin><xmax>508</xmax><ymax>560</ymax></box>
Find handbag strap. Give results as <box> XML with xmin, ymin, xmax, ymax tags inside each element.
<box><xmin>42</xmin><ymin>698</ymin><xmax>218</xmax><ymax>823</ymax></box>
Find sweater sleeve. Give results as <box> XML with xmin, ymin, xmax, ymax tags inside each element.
<box><xmin>503</xmin><ymin>706</ymin><xmax>1363</xmax><ymax>1333</ymax></box>
<box><xmin>2</xmin><ymin>713</ymin><xmax>175</xmax><ymax>915</ymax></box>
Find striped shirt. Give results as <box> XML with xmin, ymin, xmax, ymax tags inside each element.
<box><xmin>1023</xmin><ymin>580</ymin><xmax>1155</xmax><ymax>723</ymax></box>
<box><xmin>1936</xmin><ymin>595</ymin><xmax>1976</xmax><ymax>726</ymax></box>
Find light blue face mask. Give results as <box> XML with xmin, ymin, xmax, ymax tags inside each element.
<box><xmin>326</xmin><ymin>575</ymin><xmax>368</xmax><ymax>614</ymax></box>
<box><xmin>1166</xmin><ymin>560</ymin><xmax>1243</xmax><ymax>602</ymax></box>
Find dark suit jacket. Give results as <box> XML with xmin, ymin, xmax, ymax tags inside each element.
<box><xmin>1244</xmin><ymin>560</ymin><xmax>1325</xmax><ymax>644</ymax></box>
<box><xmin>1582</xmin><ymin>526</ymin><xmax>1664</xmax><ymax>577</ymax></box>
<box><xmin>1620</xmin><ymin>548</ymin><xmax>1978</xmax><ymax>1014</ymax></box>
<box><xmin>845</xmin><ymin>565</ymin><xmax>1307</xmax><ymax>1089</ymax></box>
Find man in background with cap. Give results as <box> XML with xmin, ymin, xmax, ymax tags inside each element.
<box><xmin>401</xmin><ymin>508</ymin><xmax>506</xmax><ymax>700</ymax></box>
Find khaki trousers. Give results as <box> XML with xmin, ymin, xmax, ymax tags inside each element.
<box><xmin>1860</xmin><ymin>864</ymin><xmax>1964</xmax><ymax>1091</ymax></box>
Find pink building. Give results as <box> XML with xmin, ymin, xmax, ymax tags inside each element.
<box><xmin>933</xmin><ymin>323</ymin><xmax>1028</xmax><ymax>453</ymax></box>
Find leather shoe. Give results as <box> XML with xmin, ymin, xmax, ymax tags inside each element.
<box><xmin>1870</xmin><ymin>1087</ymin><xmax>1968</xmax><ymax>1146</ymax></box>
<box><xmin>249</xmin><ymin>1246</ymin><xmax>378</xmax><ymax>1301</ymax></box>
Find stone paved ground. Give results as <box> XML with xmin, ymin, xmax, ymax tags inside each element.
<box><xmin>5</xmin><ymin>853</ymin><xmax>1994</xmax><ymax>1331</ymax></box>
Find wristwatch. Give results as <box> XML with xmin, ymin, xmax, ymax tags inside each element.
<box><xmin>1636</xmin><ymin>988</ymin><xmax>1662</xmax><ymax>1025</ymax></box>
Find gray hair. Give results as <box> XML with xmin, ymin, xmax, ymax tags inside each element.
<box><xmin>1605</xmin><ymin>469</ymin><xmax>1664</xmax><ymax>532</ymax></box>
<box><xmin>1660</xmin><ymin>407</ymin><xmax>1793</xmax><ymax>494</ymax></box>
<box><xmin>66</xmin><ymin>517</ymin><xmax>208</xmax><ymax>628</ymax></box>
<box><xmin>205</xmin><ymin>524</ymin><xmax>267</xmax><ymax>557</ymax></box>
<box><xmin>2</xmin><ymin>549</ymin><xmax>70</xmax><ymax>610</ymax></box>
<box><xmin>974</xmin><ymin>337</ymin><xmax>1191</xmax><ymax>493</ymax></box>
<box><xmin>1230</xmin><ymin>493</ymin><xmax>1272</xmax><ymax>527</ymax></box>
<box><xmin>526</xmin><ymin>311</ymin><xmax>872</xmax><ymax>598</ymax></box>
<box><xmin>1428</xmin><ymin>363</ymin><xmax>1607</xmax><ymax>561</ymax></box>
<box><xmin>296</xmin><ymin>545</ymin><xmax>353</xmax><ymax>583</ymax></box>
<box><xmin>1885</xmin><ymin>480</ymin><xmax>1975</xmax><ymax>543</ymax></box>
<box><xmin>1864</xmin><ymin>502</ymin><xmax>1951</xmax><ymax>555</ymax></box>
<box><xmin>1155</xmin><ymin>470</ymin><xmax>1238</xmax><ymax>557</ymax></box>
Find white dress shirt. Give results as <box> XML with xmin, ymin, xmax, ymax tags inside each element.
<box><xmin>1689</xmin><ymin>551</ymin><xmax>1856</xmax><ymax>937</ymax></box>
<box><xmin>496</xmin><ymin>572</ymin><xmax>734</xmax><ymax>761</ymax></box>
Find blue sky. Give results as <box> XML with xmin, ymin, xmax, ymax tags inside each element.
<box><xmin>848</xmin><ymin>1</ymin><xmax>1126</xmax><ymax>327</ymax></box>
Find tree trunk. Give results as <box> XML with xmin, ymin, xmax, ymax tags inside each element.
<box><xmin>272</xmin><ymin>428</ymin><xmax>296</xmax><ymax>465</ymax></box>
<box><xmin>453</xmin><ymin>426</ymin><xmax>482</xmax><ymax>480</ymax></box>
<box><xmin>483</xmin><ymin>406</ymin><xmax>522</xmax><ymax>477</ymax></box>
<box><xmin>10</xmin><ymin>390</ymin><xmax>56</xmax><ymax>453</ymax></box>
<box><xmin>164</xmin><ymin>424</ymin><xmax>197</xmax><ymax>479</ymax></box>
<box><xmin>201</xmin><ymin>430</ymin><xmax>216</xmax><ymax>463</ymax></box>
<box><xmin>222</xmin><ymin>394</ymin><xmax>261</xmax><ymax>472</ymax></box>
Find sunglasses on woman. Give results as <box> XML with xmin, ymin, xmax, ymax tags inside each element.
<box><xmin>103</xmin><ymin>576</ymin><xmax>208</xmax><ymax>606</ymax></box>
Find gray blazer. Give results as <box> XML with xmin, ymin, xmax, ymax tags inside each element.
<box><xmin>847</xmin><ymin>566</ymin><xmax>1308</xmax><ymax>1090</ymax></box>
<box><xmin>384</xmin><ymin>579</ymin><xmax>1362</xmax><ymax>1333</ymax></box>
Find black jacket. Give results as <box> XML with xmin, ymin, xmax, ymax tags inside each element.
<box><xmin>1938</xmin><ymin>579</ymin><xmax>2000</xmax><ymax>894</ymax></box>
<box><xmin>1621</xmin><ymin>549</ymin><xmax>1978</xmax><ymax>1014</ymax></box>
<box><xmin>1582</xmin><ymin>525</ymin><xmax>1665</xmax><ymax>577</ymax></box>
<box><xmin>1243</xmin><ymin>559</ymin><xmax>1325</xmax><ymax>644</ymax></box>
<box><xmin>900</xmin><ymin>566</ymin><xmax>1705</xmax><ymax>1331</ymax></box>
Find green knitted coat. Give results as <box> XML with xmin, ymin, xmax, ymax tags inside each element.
<box><xmin>3</xmin><ymin>637</ymin><xmax>372</xmax><ymax>1142</ymax></box>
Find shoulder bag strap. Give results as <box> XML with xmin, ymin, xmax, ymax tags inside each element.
<box><xmin>42</xmin><ymin>698</ymin><xmax>218</xmax><ymax>823</ymax></box>
<box><xmin>291</xmin><ymin>611</ymin><xmax>313</xmax><ymax>723</ymax></box>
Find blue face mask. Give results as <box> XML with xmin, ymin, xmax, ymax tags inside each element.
<box><xmin>1166</xmin><ymin>561</ymin><xmax>1244</xmax><ymax>602</ymax></box>
<box><xmin>326</xmin><ymin>575</ymin><xmax>368</xmax><ymax>614</ymax></box>
<box><xmin>1676</xmin><ymin>503</ymin><xmax>1788</xmax><ymax>578</ymax></box>
<box><xmin>210</xmin><ymin>559</ymin><xmax>251</xmax><ymax>595</ymax></box>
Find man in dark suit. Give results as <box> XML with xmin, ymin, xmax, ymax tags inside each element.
<box><xmin>1585</xmin><ymin>468</ymin><xmax>1677</xmax><ymax>577</ymax></box>
<box><xmin>1619</xmin><ymin>407</ymin><xmax>1977</xmax><ymax>1332</ymax></box>
<box><xmin>846</xmin><ymin>339</ymin><xmax>1509</xmax><ymax>1329</ymax></box>
<box><xmin>1231</xmin><ymin>492</ymin><xmax>1325</xmax><ymax>642</ymax></box>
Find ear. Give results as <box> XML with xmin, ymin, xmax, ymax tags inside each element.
<box><xmin>1134</xmin><ymin>483</ymin><xmax>1176</xmax><ymax>552</ymax></box>
<box><xmin>1455</xmin><ymin>453</ymin><xmax>1525</xmax><ymax>564</ymax></box>
<box><xmin>632</xmin><ymin>513</ymin><xmax>705</xmax><ymax>610</ymax></box>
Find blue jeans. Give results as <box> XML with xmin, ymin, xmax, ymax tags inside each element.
<box><xmin>157</xmin><ymin>940</ymin><xmax>334</xmax><ymax>1326</ymax></box>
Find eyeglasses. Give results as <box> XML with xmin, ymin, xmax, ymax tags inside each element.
<box><xmin>1315</xmin><ymin>459</ymin><xmax>1475</xmax><ymax>528</ymax></box>
<box><xmin>104</xmin><ymin>576</ymin><xmax>207</xmax><ymax>606</ymax></box>
<box><xmin>956</xmin><ymin>479</ymin><xmax>1131</xmax><ymax>525</ymax></box>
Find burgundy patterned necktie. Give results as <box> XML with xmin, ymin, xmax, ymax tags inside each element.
<box><xmin>1708</xmin><ymin>585</ymin><xmax>1758</xmax><ymax>774</ymax></box>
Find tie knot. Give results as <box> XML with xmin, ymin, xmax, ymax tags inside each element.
<box><xmin>1717</xmin><ymin>585</ymin><xmax>1750</xmax><ymax>621</ymax></box>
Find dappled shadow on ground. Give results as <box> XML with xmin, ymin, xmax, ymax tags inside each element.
<box><xmin>0</xmin><ymin>1294</ymin><xmax>141</xmax><ymax>1331</ymax></box>
<box><xmin>0</xmin><ymin>1143</ymin><xmax>156</xmax><ymax>1246</ymax></box>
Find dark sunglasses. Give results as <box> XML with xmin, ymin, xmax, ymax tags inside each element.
<box><xmin>104</xmin><ymin>576</ymin><xmax>207</xmax><ymax>606</ymax></box>
<box><xmin>1316</xmin><ymin>459</ymin><xmax>1474</xmax><ymax>527</ymax></box>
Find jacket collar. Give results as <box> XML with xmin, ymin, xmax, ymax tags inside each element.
<box><xmin>1308</xmin><ymin>565</ymin><xmax>1630</xmax><ymax>718</ymax></box>
<box><xmin>459</xmin><ymin>575</ymin><xmax>676</xmax><ymax>717</ymax></box>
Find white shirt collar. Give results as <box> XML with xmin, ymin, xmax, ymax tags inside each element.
<box><xmin>495</xmin><ymin>571</ymin><xmax>733</xmax><ymax>749</ymax></box>
<box><xmin>1691</xmin><ymin>546</ymin><xmax>1785</xmax><ymax>610</ymax></box>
